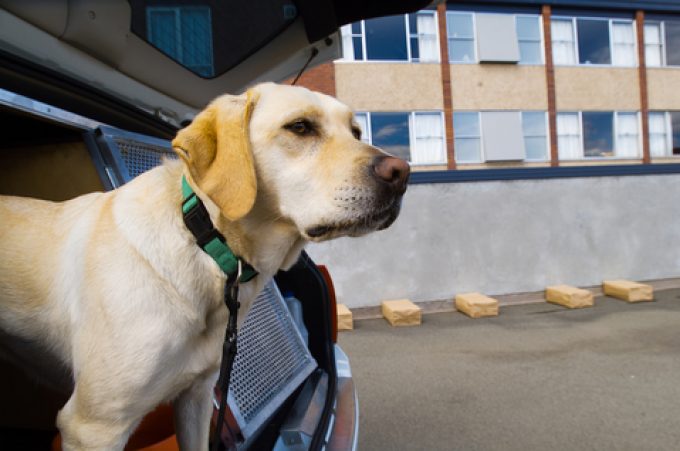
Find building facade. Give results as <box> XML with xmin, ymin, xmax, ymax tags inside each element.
<box><xmin>295</xmin><ymin>0</ymin><xmax>680</xmax><ymax>173</ymax></box>
<box><xmin>301</xmin><ymin>0</ymin><xmax>680</xmax><ymax>309</ymax></box>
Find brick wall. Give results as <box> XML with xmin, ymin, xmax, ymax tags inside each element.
<box><xmin>284</xmin><ymin>62</ymin><xmax>336</xmax><ymax>97</ymax></box>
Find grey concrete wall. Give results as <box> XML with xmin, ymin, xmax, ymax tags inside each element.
<box><xmin>307</xmin><ymin>175</ymin><xmax>680</xmax><ymax>308</ymax></box>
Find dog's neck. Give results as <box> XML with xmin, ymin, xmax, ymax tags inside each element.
<box><xmin>181</xmin><ymin>168</ymin><xmax>307</xmax><ymax>278</ymax></box>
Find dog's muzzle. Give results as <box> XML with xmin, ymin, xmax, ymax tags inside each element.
<box><xmin>304</xmin><ymin>156</ymin><xmax>409</xmax><ymax>240</ymax></box>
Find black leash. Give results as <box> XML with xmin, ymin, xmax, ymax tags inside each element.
<box><xmin>211</xmin><ymin>266</ymin><xmax>241</xmax><ymax>451</ymax></box>
<box><xmin>180</xmin><ymin>177</ymin><xmax>258</xmax><ymax>451</ymax></box>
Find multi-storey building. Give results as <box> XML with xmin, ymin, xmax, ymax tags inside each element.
<box><xmin>295</xmin><ymin>0</ymin><xmax>680</xmax><ymax>173</ymax></box>
<box><xmin>303</xmin><ymin>0</ymin><xmax>680</xmax><ymax>309</ymax></box>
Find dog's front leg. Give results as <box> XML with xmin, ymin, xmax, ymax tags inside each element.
<box><xmin>173</xmin><ymin>373</ymin><xmax>217</xmax><ymax>451</ymax></box>
<box><xmin>57</xmin><ymin>387</ymin><xmax>141</xmax><ymax>451</ymax></box>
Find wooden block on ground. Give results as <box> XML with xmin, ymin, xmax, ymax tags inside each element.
<box><xmin>545</xmin><ymin>285</ymin><xmax>594</xmax><ymax>309</ymax></box>
<box><xmin>337</xmin><ymin>304</ymin><xmax>353</xmax><ymax>331</ymax></box>
<box><xmin>603</xmin><ymin>280</ymin><xmax>654</xmax><ymax>302</ymax></box>
<box><xmin>455</xmin><ymin>293</ymin><xmax>499</xmax><ymax>318</ymax></box>
<box><xmin>381</xmin><ymin>299</ymin><xmax>421</xmax><ymax>326</ymax></box>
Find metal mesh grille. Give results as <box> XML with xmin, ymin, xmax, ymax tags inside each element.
<box><xmin>231</xmin><ymin>283</ymin><xmax>316</xmax><ymax>423</ymax></box>
<box><xmin>114</xmin><ymin>138</ymin><xmax>176</xmax><ymax>179</ymax></box>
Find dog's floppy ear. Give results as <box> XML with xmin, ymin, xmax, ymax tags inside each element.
<box><xmin>172</xmin><ymin>90</ymin><xmax>260</xmax><ymax>221</ymax></box>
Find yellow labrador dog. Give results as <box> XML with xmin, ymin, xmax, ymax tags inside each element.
<box><xmin>0</xmin><ymin>82</ymin><xmax>409</xmax><ymax>450</ymax></box>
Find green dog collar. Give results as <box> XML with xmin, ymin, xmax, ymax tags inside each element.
<box><xmin>181</xmin><ymin>176</ymin><xmax>258</xmax><ymax>283</ymax></box>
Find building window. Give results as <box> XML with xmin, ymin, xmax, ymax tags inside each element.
<box><xmin>343</xmin><ymin>22</ymin><xmax>365</xmax><ymax>60</ymax></box>
<box><xmin>552</xmin><ymin>19</ymin><xmax>577</xmax><ymax>64</ymax></box>
<box><xmin>413</xmin><ymin>113</ymin><xmax>446</xmax><ymax>164</ymax></box>
<box><xmin>447</xmin><ymin>12</ymin><xmax>542</xmax><ymax>64</ymax></box>
<box><xmin>615</xmin><ymin>112</ymin><xmax>640</xmax><ymax>158</ymax></box>
<box><xmin>147</xmin><ymin>6</ymin><xmax>214</xmax><ymax>77</ymax></box>
<box><xmin>552</xmin><ymin>17</ymin><xmax>636</xmax><ymax>66</ymax></box>
<box><xmin>516</xmin><ymin>16</ymin><xmax>543</xmax><ymax>64</ymax></box>
<box><xmin>410</xmin><ymin>13</ymin><xmax>439</xmax><ymax>62</ymax></box>
<box><xmin>577</xmin><ymin>19</ymin><xmax>611</xmax><ymax>64</ymax></box>
<box><xmin>644</xmin><ymin>19</ymin><xmax>680</xmax><ymax>66</ymax></box>
<box><xmin>558</xmin><ymin>112</ymin><xmax>640</xmax><ymax>159</ymax></box>
<box><xmin>667</xmin><ymin>21</ymin><xmax>680</xmax><ymax>65</ymax></box>
<box><xmin>670</xmin><ymin>112</ymin><xmax>680</xmax><ymax>155</ymax></box>
<box><xmin>649</xmin><ymin>112</ymin><xmax>668</xmax><ymax>156</ymax></box>
<box><xmin>522</xmin><ymin>112</ymin><xmax>548</xmax><ymax>160</ymax></box>
<box><xmin>357</xmin><ymin>112</ymin><xmax>446</xmax><ymax>164</ymax></box>
<box><xmin>612</xmin><ymin>21</ymin><xmax>637</xmax><ymax>66</ymax></box>
<box><xmin>447</xmin><ymin>12</ymin><xmax>476</xmax><ymax>62</ymax></box>
<box><xmin>370</xmin><ymin>113</ymin><xmax>410</xmax><ymax>160</ymax></box>
<box><xmin>648</xmin><ymin>112</ymin><xmax>680</xmax><ymax>157</ymax></box>
<box><xmin>556</xmin><ymin>113</ymin><xmax>581</xmax><ymax>159</ymax></box>
<box><xmin>583</xmin><ymin>112</ymin><xmax>614</xmax><ymax>157</ymax></box>
<box><xmin>366</xmin><ymin>16</ymin><xmax>408</xmax><ymax>60</ymax></box>
<box><xmin>454</xmin><ymin>112</ymin><xmax>482</xmax><ymax>162</ymax></box>
<box><xmin>454</xmin><ymin>111</ymin><xmax>548</xmax><ymax>163</ymax></box>
<box><xmin>340</xmin><ymin>11</ymin><xmax>439</xmax><ymax>62</ymax></box>
<box><xmin>644</xmin><ymin>22</ymin><xmax>663</xmax><ymax>66</ymax></box>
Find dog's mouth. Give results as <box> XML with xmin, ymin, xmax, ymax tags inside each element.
<box><xmin>304</xmin><ymin>198</ymin><xmax>403</xmax><ymax>241</ymax></box>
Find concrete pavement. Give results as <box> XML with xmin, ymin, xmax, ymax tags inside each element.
<box><xmin>339</xmin><ymin>289</ymin><xmax>680</xmax><ymax>451</ymax></box>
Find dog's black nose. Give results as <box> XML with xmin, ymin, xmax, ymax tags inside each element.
<box><xmin>372</xmin><ymin>155</ymin><xmax>410</xmax><ymax>195</ymax></box>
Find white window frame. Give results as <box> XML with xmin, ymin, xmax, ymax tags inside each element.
<box><xmin>552</xmin><ymin>16</ymin><xmax>637</xmax><ymax>67</ymax></box>
<box><xmin>648</xmin><ymin>111</ymin><xmax>669</xmax><ymax>157</ymax></box>
<box><xmin>454</xmin><ymin>110</ymin><xmax>551</xmax><ymax>163</ymax></box>
<box><xmin>658</xmin><ymin>21</ymin><xmax>668</xmax><ymax>66</ymax></box>
<box><xmin>642</xmin><ymin>19</ymin><xmax>680</xmax><ymax>67</ymax></box>
<box><xmin>557</xmin><ymin>112</ymin><xmax>583</xmax><ymax>160</ymax></box>
<box><xmin>611</xmin><ymin>20</ymin><xmax>638</xmax><ymax>67</ymax></box>
<box><xmin>613</xmin><ymin>111</ymin><xmax>642</xmax><ymax>158</ymax></box>
<box><xmin>551</xmin><ymin>18</ymin><xmax>577</xmax><ymax>65</ymax></box>
<box><xmin>644</xmin><ymin>21</ymin><xmax>665</xmax><ymax>67</ymax></box>
<box><xmin>357</xmin><ymin>111</ymin><xmax>447</xmax><ymax>165</ymax></box>
<box><xmin>521</xmin><ymin>111</ymin><xmax>550</xmax><ymax>161</ymax></box>
<box><xmin>447</xmin><ymin>11</ymin><xmax>478</xmax><ymax>64</ymax></box>
<box><xmin>340</xmin><ymin>22</ymin><xmax>367</xmax><ymax>61</ymax></box>
<box><xmin>648</xmin><ymin>111</ymin><xmax>680</xmax><ymax>158</ymax></box>
<box><xmin>410</xmin><ymin>11</ymin><xmax>441</xmax><ymax>63</ymax></box>
<box><xmin>340</xmin><ymin>11</ymin><xmax>439</xmax><ymax>63</ymax></box>
<box><xmin>410</xmin><ymin>111</ymin><xmax>447</xmax><ymax>165</ymax></box>
<box><xmin>661</xmin><ymin>19</ymin><xmax>680</xmax><ymax>67</ymax></box>
<box><xmin>515</xmin><ymin>14</ymin><xmax>544</xmax><ymax>65</ymax></box>
<box><xmin>447</xmin><ymin>12</ymin><xmax>544</xmax><ymax>64</ymax></box>
<box><xmin>557</xmin><ymin>111</ymin><xmax>643</xmax><ymax>160</ymax></box>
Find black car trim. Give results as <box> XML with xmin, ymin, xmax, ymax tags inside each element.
<box><xmin>0</xmin><ymin>48</ymin><xmax>177</xmax><ymax>139</ymax></box>
<box><xmin>298</xmin><ymin>251</ymin><xmax>337</xmax><ymax>451</ymax></box>
<box><xmin>410</xmin><ymin>163</ymin><xmax>680</xmax><ymax>184</ymax></box>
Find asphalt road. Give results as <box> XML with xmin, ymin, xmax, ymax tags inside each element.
<box><xmin>338</xmin><ymin>289</ymin><xmax>680</xmax><ymax>451</ymax></box>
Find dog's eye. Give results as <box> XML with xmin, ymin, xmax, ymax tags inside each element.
<box><xmin>285</xmin><ymin>119</ymin><xmax>316</xmax><ymax>136</ymax></box>
<box><xmin>351</xmin><ymin>127</ymin><xmax>361</xmax><ymax>140</ymax></box>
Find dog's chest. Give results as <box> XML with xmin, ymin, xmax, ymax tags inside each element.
<box><xmin>170</xmin><ymin>282</ymin><xmax>263</xmax><ymax>394</ymax></box>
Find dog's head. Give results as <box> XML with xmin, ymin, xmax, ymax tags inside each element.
<box><xmin>172</xmin><ymin>82</ymin><xmax>409</xmax><ymax>242</ymax></box>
